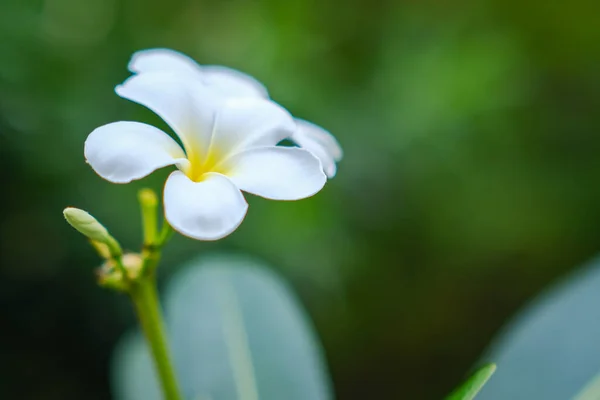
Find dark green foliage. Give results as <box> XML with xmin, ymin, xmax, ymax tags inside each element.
<box><xmin>1</xmin><ymin>0</ymin><xmax>600</xmax><ymax>398</ymax></box>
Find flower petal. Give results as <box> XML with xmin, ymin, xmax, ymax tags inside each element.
<box><xmin>129</xmin><ymin>48</ymin><xmax>268</xmax><ymax>98</ymax></box>
<box><xmin>291</xmin><ymin>120</ymin><xmax>342</xmax><ymax>178</ymax></box>
<box><xmin>115</xmin><ymin>72</ymin><xmax>216</xmax><ymax>161</ymax></box>
<box><xmin>84</xmin><ymin>121</ymin><xmax>188</xmax><ymax>183</ymax></box>
<box><xmin>164</xmin><ymin>171</ymin><xmax>248</xmax><ymax>240</ymax></box>
<box><xmin>225</xmin><ymin>146</ymin><xmax>327</xmax><ymax>200</ymax></box>
<box><xmin>209</xmin><ymin>97</ymin><xmax>296</xmax><ymax>158</ymax></box>
<box><xmin>128</xmin><ymin>48</ymin><xmax>204</xmax><ymax>77</ymax></box>
<box><xmin>202</xmin><ymin>65</ymin><xmax>268</xmax><ymax>98</ymax></box>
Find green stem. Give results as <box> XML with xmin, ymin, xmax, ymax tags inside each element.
<box><xmin>139</xmin><ymin>188</ymin><xmax>159</xmax><ymax>246</ymax></box>
<box><xmin>129</xmin><ymin>275</ymin><xmax>183</xmax><ymax>400</ymax></box>
<box><xmin>131</xmin><ymin>193</ymin><xmax>180</xmax><ymax>399</ymax></box>
<box><xmin>157</xmin><ymin>222</ymin><xmax>174</xmax><ymax>247</ymax></box>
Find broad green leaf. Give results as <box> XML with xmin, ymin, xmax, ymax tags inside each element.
<box><xmin>573</xmin><ymin>371</ymin><xmax>600</xmax><ymax>400</ymax></box>
<box><xmin>112</xmin><ymin>331</ymin><xmax>162</xmax><ymax>400</ymax></box>
<box><xmin>111</xmin><ymin>254</ymin><xmax>333</xmax><ymax>400</ymax></box>
<box><xmin>445</xmin><ymin>363</ymin><xmax>496</xmax><ymax>400</ymax></box>
<box><xmin>477</xmin><ymin>256</ymin><xmax>600</xmax><ymax>400</ymax></box>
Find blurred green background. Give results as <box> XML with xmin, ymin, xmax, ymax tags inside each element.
<box><xmin>1</xmin><ymin>0</ymin><xmax>600</xmax><ymax>398</ymax></box>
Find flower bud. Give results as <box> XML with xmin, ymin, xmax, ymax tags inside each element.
<box><xmin>138</xmin><ymin>188</ymin><xmax>159</xmax><ymax>245</ymax></box>
<box><xmin>63</xmin><ymin>207</ymin><xmax>122</xmax><ymax>259</ymax></box>
<box><xmin>138</xmin><ymin>188</ymin><xmax>158</xmax><ymax>208</ymax></box>
<box><xmin>63</xmin><ymin>207</ymin><xmax>110</xmax><ymax>242</ymax></box>
<box><xmin>89</xmin><ymin>240</ymin><xmax>111</xmax><ymax>259</ymax></box>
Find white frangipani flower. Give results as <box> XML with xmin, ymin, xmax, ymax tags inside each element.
<box><xmin>85</xmin><ymin>72</ymin><xmax>327</xmax><ymax>240</ymax></box>
<box><xmin>291</xmin><ymin>118</ymin><xmax>343</xmax><ymax>178</ymax></box>
<box><xmin>127</xmin><ymin>48</ymin><xmax>343</xmax><ymax>177</ymax></box>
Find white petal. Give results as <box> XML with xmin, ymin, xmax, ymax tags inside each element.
<box><xmin>128</xmin><ymin>48</ymin><xmax>204</xmax><ymax>77</ymax></box>
<box><xmin>292</xmin><ymin>119</ymin><xmax>343</xmax><ymax>178</ymax></box>
<box><xmin>129</xmin><ymin>48</ymin><xmax>268</xmax><ymax>98</ymax></box>
<box><xmin>84</xmin><ymin>121</ymin><xmax>188</xmax><ymax>183</ymax></box>
<box><xmin>202</xmin><ymin>65</ymin><xmax>268</xmax><ymax>98</ymax></box>
<box><xmin>164</xmin><ymin>171</ymin><xmax>248</xmax><ymax>240</ymax></box>
<box><xmin>116</xmin><ymin>72</ymin><xmax>217</xmax><ymax>161</ymax></box>
<box><xmin>225</xmin><ymin>147</ymin><xmax>326</xmax><ymax>200</ymax></box>
<box><xmin>210</xmin><ymin>97</ymin><xmax>296</xmax><ymax>157</ymax></box>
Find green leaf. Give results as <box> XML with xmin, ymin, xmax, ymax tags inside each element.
<box><xmin>111</xmin><ymin>254</ymin><xmax>333</xmax><ymax>400</ymax></box>
<box><xmin>445</xmin><ymin>363</ymin><xmax>497</xmax><ymax>400</ymax></box>
<box><xmin>572</xmin><ymin>371</ymin><xmax>600</xmax><ymax>400</ymax></box>
<box><xmin>478</xmin><ymin>256</ymin><xmax>600</xmax><ymax>400</ymax></box>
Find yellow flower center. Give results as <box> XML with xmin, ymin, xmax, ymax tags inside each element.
<box><xmin>184</xmin><ymin>145</ymin><xmax>230</xmax><ymax>182</ymax></box>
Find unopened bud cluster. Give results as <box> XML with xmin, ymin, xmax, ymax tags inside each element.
<box><xmin>97</xmin><ymin>253</ymin><xmax>144</xmax><ymax>291</ymax></box>
<box><xmin>63</xmin><ymin>207</ymin><xmax>139</xmax><ymax>290</ymax></box>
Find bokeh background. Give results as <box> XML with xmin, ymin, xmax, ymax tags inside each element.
<box><xmin>1</xmin><ymin>0</ymin><xmax>600</xmax><ymax>398</ymax></box>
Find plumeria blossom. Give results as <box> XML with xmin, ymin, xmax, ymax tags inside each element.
<box><xmin>126</xmin><ymin>48</ymin><xmax>343</xmax><ymax>177</ymax></box>
<box><xmin>85</xmin><ymin>72</ymin><xmax>327</xmax><ymax>240</ymax></box>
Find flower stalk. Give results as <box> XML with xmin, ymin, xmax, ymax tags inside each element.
<box><xmin>63</xmin><ymin>190</ymin><xmax>183</xmax><ymax>400</ymax></box>
<box><xmin>133</xmin><ymin>188</ymin><xmax>182</xmax><ymax>399</ymax></box>
<box><xmin>129</xmin><ymin>275</ymin><xmax>181</xmax><ymax>400</ymax></box>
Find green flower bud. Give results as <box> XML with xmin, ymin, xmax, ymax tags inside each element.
<box><xmin>138</xmin><ymin>188</ymin><xmax>159</xmax><ymax>245</ymax></box>
<box><xmin>89</xmin><ymin>240</ymin><xmax>111</xmax><ymax>259</ymax></box>
<box><xmin>63</xmin><ymin>207</ymin><xmax>110</xmax><ymax>242</ymax></box>
<box><xmin>63</xmin><ymin>207</ymin><xmax>122</xmax><ymax>257</ymax></box>
<box><xmin>138</xmin><ymin>188</ymin><xmax>158</xmax><ymax>208</ymax></box>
